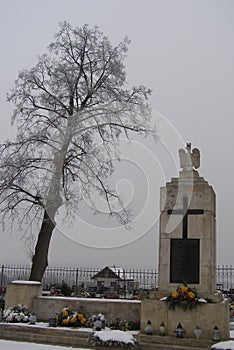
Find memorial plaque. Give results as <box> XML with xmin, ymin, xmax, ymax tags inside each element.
<box><xmin>170</xmin><ymin>238</ymin><xmax>200</xmax><ymax>283</ymax></box>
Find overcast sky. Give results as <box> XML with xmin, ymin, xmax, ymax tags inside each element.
<box><xmin>0</xmin><ymin>0</ymin><xmax>233</xmax><ymax>268</ymax></box>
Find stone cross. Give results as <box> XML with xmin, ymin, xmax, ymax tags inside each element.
<box><xmin>167</xmin><ymin>197</ymin><xmax>204</xmax><ymax>239</ymax></box>
<box><xmin>168</xmin><ymin>197</ymin><xmax>204</xmax><ymax>284</ymax></box>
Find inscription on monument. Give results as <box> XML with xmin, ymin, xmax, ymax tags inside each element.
<box><xmin>167</xmin><ymin>197</ymin><xmax>204</xmax><ymax>285</ymax></box>
<box><xmin>170</xmin><ymin>238</ymin><xmax>200</xmax><ymax>283</ymax></box>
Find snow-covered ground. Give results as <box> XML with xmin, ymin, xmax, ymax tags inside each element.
<box><xmin>212</xmin><ymin>340</ymin><xmax>234</xmax><ymax>349</ymax></box>
<box><xmin>0</xmin><ymin>324</ymin><xmax>233</xmax><ymax>349</ymax></box>
<box><xmin>0</xmin><ymin>323</ymin><xmax>138</xmax><ymax>349</ymax></box>
<box><xmin>2</xmin><ymin>338</ymin><xmax>234</xmax><ymax>350</ymax></box>
<box><xmin>0</xmin><ymin>339</ymin><xmax>91</xmax><ymax>350</ymax></box>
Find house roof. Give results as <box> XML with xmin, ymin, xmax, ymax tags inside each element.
<box><xmin>91</xmin><ymin>266</ymin><xmax>135</xmax><ymax>281</ymax></box>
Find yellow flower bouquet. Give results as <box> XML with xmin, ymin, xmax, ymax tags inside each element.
<box><xmin>161</xmin><ymin>284</ymin><xmax>207</xmax><ymax>311</ymax></box>
<box><xmin>57</xmin><ymin>308</ymin><xmax>87</xmax><ymax>327</ymax></box>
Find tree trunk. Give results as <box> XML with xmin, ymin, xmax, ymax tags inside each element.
<box><xmin>29</xmin><ymin>114</ymin><xmax>73</xmax><ymax>282</ymax></box>
<box><xmin>29</xmin><ymin>210</ymin><xmax>55</xmax><ymax>282</ymax></box>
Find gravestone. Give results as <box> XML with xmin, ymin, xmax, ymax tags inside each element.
<box><xmin>141</xmin><ymin>144</ymin><xmax>229</xmax><ymax>341</ymax></box>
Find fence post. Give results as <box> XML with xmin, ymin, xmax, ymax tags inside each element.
<box><xmin>1</xmin><ymin>265</ymin><xmax>4</xmax><ymax>289</ymax></box>
<box><xmin>75</xmin><ymin>268</ymin><xmax>79</xmax><ymax>295</ymax></box>
<box><xmin>0</xmin><ymin>265</ymin><xmax>4</xmax><ymax>289</ymax></box>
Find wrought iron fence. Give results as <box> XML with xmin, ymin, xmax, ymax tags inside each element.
<box><xmin>0</xmin><ymin>264</ymin><xmax>158</xmax><ymax>295</ymax></box>
<box><xmin>217</xmin><ymin>265</ymin><xmax>234</xmax><ymax>292</ymax></box>
<box><xmin>1</xmin><ymin>264</ymin><xmax>234</xmax><ymax>295</ymax></box>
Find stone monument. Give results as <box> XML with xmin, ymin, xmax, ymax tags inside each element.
<box><xmin>141</xmin><ymin>144</ymin><xmax>229</xmax><ymax>342</ymax></box>
<box><xmin>158</xmin><ymin>143</ymin><xmax>215</xmax><ymax>298</ymax></box>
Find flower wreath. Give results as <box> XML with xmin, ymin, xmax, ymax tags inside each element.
<box><xmin>160</xmin><ymin>283</ymin><xmax>208</xmax><ymax>311</ymax></box>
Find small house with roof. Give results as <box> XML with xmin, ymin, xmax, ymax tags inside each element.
<box><xmin>91</xmin><ymin>266</ymin><xmax>137</xmax><ymax>292</ymax></box>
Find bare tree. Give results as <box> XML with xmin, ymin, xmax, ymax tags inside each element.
<box><xmin>0</xmin><ymin>22</ymin><xmax>154</xmax><ymax>281</ymax></box>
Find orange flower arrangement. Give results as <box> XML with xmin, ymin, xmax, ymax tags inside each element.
<box><xmin>62</xmin><ymin>318</ymin><xmax>69</xmax><ymax>325</ymax></box>
<box><xmin>57</xmin><ymin>308</ymin><xmax>87</xmax><ymax>327</ymax></box>
<box><xmin>181</xmin><ymin>285</ymin><xmax>188</xmax><ymax>293</ymax></box>
<box><xmin>162</xmin><ymin>284</ymin><xmax>207</xmax><ymax>311</ymax></box>
<box><xmin>62</xmin><ymin>309</ymin><xmax>69</xmax><ymax>317</ymax></box>
<box><xmin>172</xmin><ymin>291</ymin><xmax>179</xmax><ymax>298</ymax></box>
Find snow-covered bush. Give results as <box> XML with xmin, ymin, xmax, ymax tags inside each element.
<box><xmin>89</xmin><ymin>330</ymin><xmax>137</xmax><ymax>348</ymax></box>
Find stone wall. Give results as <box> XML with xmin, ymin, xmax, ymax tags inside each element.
<box><xmin>5</xmin><ymin>281</ymin><xmax>42</xmax><ymax>312</ymax></box>
<box><xmin>33</xmin><ymin>296</ymin><xmax>141</xmax><ymax>323</ymax></box>
<box><xmin>141</xmin><ymin>299</ymin><xmax>230</xmax><ymax>340</ymax></box>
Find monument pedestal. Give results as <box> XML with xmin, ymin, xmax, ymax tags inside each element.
<box><xmin>137</xmin><ymin>332</ymin><xmax>215</xmax><ymax>350</ymax></box>
<box><xmin>5</xmin><ymin>280</ymin><xmax>42</xmax><ymax>312</ymax></box>
<box><xmin>141</xmin><ymin>145</ymin><xmax>230</xmax><ymax>343</ymax></box>
<box><xmin>141</xmin><ymin>298</ymin><xmax>229</xmax><ymax>340</ymax></box>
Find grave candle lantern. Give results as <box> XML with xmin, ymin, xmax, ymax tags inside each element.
<box><xmin>174</xmin><ymin>323</ymin><xmax>184</xmax><ymax>338</ymax></box>
<box><xmin>159</xmin><ymin>322</ymin><xmax>166</xmax><ymax>336</ymax></box>
<box><xmin>212</xmin><ymin>325</ymin><xmax>220</xmax><ymax>341</ymax></box>
<box><xmin>144</xmin><ymin>320</ymin><xmax>153</xmax><ymax>335</ymax></box>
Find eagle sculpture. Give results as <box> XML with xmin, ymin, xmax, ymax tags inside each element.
<box><xmin>179</xmin><ymin>143</ymin><xmax>200</xmax><ymax>171</ymax></box>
